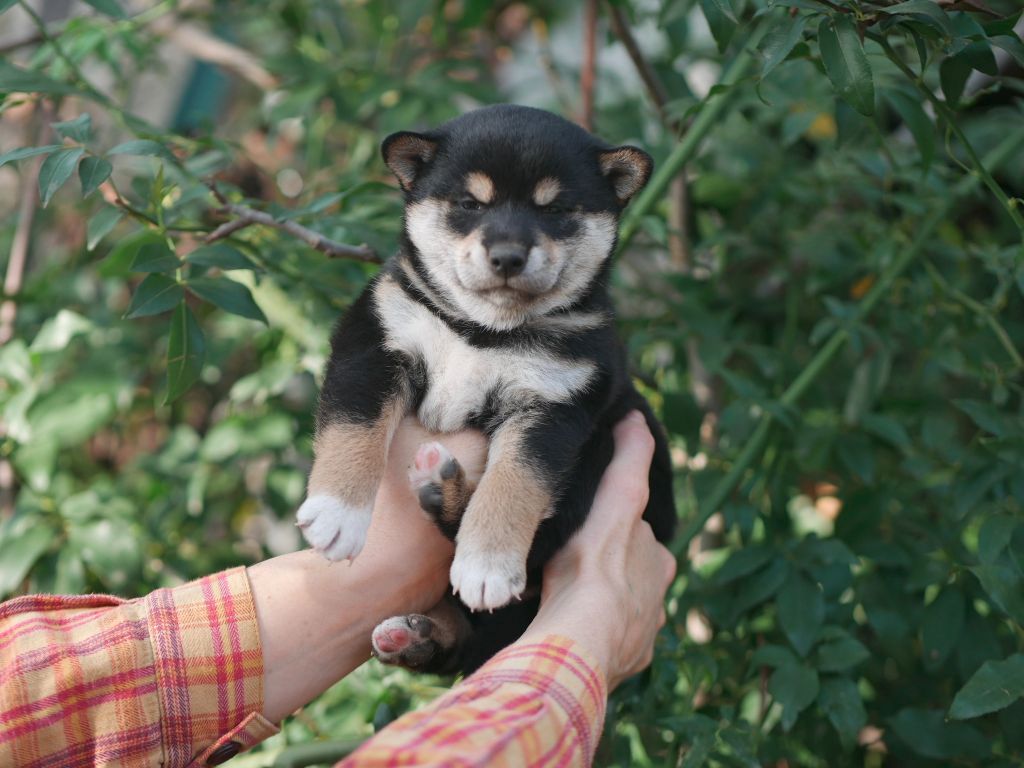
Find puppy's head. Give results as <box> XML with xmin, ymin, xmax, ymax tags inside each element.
<box><xmin>382</xmin><ymin>105</ymin><xmax>652</xmax><ymax>331</ymax></box>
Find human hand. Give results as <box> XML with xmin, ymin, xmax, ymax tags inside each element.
<box><xmin>520</xmin><ymin>411</ymin><xmax>677</xmax><ymax>690</ymax></box>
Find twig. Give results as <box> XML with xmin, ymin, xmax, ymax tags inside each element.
<box><xmin>618</xmin><ymin>19</ymin><xmax>769</xmax><ymax>252</ymax></box>
<box><xmin>205</xmin><ymin>183</ymin><xmax>379</xmax><ymax>262</ymax></box>
<box><xmin>580</xmin><ymin>0</ymin><xmax>598</xmax><ymax>130</ymax></box>
<box><xmin>0</xmin><ymin>101</ymin><xmax>53</xmax><ymax>517</ymax></box>
<box><xmin>923</xmin><ymin>259</ymin><xmax>1024</xmax><ymax>372</ymax></box>
<box><xmin>606</xmin><ymin>3</ymin><xmax>671</xmax><ymax>125</ymax></box>
<box><xmin>150</xmin><ymin>17</ymin><xmax>278</xmax><ymax>91</ymax></box>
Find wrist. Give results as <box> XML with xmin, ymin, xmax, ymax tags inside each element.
<box><xmin>520</xmin><ymin>584</ymin><xmax>616</xmax><ymax>683</ymax></box>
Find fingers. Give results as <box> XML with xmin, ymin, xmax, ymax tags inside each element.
<box><xmin>588</xmin><ymin>411</ymin><xmax>656</xmax><ymax>529</ymax></box>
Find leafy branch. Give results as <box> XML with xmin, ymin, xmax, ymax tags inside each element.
<box><xmin>204</xmin><ymin>184</ymin><xmax>379</xmax><ymax>262</ymax></box>
<box><xmin>872</xmin><ymin>32</ymin><xmax>1024</xmax><ymax>236</ymax></box>
<box><xmin>673</xmin><ymin>128</ymin><xmax>1024</xmax><ymax>554</ymax></box>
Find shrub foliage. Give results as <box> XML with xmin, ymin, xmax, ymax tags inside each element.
<box><xmin>1</xmin><ymin>0</ymin><xmax>1022</xmax><ymax>765</ymax></box>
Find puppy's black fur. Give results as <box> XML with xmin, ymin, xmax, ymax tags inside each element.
<box><xmin>299</xmin><ymin>105</ymin><xmax>676</xmax><ymax>675</ymax></box>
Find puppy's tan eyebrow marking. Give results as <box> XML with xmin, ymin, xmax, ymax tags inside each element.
<box><xmin>532</xmin><ymin>177</ymin><xmax>561</xmax><ymax>207</ymax></box>
<box><xmin>464</xmin><ymin>171</ymin><xmax>495</xmax><ymax>204</ymax></box>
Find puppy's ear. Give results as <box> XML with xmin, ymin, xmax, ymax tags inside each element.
<box><xmin>382</xmin><ymin>131</ymin><xmax>438</xmax><ymax>192</ymax></box>
<box><xmin>598</xmin><ymin>146</ymin><xmax>653</xmax><ymax>205</ymax></box>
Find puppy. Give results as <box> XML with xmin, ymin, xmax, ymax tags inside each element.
<box><xmin>297</xmin><ymin>104</ymin><xmax>676</xmax><ymax>674</ymax></box>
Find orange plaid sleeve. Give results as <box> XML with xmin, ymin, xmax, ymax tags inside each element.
<box><xmin>0</xmin><ymin>567</ymin><xmax>278</xmax><ymax>767</ymax></box>
<box><xmin>340</xmin><ymin>635</ymin><xmax>607</xmax><ymax>767</ymax></box>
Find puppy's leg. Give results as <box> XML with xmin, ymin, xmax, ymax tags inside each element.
<box><xmin>297</xmin><ymin>287</ymin><xmax>412</xmax><ymax>560</ymax></box>
<box><xmin>449</xmin><ymin>416</ymin><xmax>564</xmax><ymax>612</ymax></box>
<box><xmin>371</xmin><ymin>596</ymin><xmax>473</xmax><ymax>674</ymax></box>
<box><xmin>298</xmin><ymin>398</ymin><xmax>407</xmax><ymax>560</ymax></box>
<box><xmin>408</xmin><ymin>441</ymin><xmax>479</xmax><ymax>540</ymax></box>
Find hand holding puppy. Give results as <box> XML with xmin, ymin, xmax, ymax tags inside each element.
<box><xmin>522</xmin><ymin>411</ymin><xmax>678</xmax><ymax>690</ymax></box>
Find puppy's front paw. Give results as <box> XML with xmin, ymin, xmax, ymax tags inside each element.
<box><xmin>450</xmin><ymin>548</ymin><xmax>526</xmax><ymax>612</ymax></box>
<box><xmin>296</xmin><ymin>494</ymin><xmax>372</xmax><ymax>561</ymax></box>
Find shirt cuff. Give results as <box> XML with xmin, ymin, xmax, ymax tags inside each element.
<box><xmin>143</xmin><ymin>567</ymin><xmax>278</xmax><ymax>766</ymax></box>
<box><xmin>470</xmin><ymin>634</ymin><xmax>608</xmax><ymax>757</ymax></box>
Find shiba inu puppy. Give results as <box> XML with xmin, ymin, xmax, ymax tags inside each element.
<box><xmin>297</xmin><ymin>104</ymin><xmax>676</xmax><ymax>673</ymax></box>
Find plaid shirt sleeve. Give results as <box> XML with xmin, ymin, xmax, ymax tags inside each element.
<box><xmin>340</xmin><ymin>635</ymin><xmax>608</xmax><ymax>768</ymax></box>
<box><xmin>0</xmin><ymin>567</ymin><xmax>278</xmax><ymax>768</ymax></box>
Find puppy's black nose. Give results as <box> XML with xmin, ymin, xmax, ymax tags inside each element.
<box><xmin>488</xmin><ymin>243</ymin><xmax>527</xmax><ymax>278</ymax></box>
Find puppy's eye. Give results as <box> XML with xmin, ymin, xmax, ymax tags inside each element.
<box><xmin>541</xmin><ymin>203</ymin><xmax>568</xmax><ymax>214</ymax></box>
<box><xmin>459</xmin><ymin>199</ymin><xmax>483</xmax><ymax>211</ymax></box>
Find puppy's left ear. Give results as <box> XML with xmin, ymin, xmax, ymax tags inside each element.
<box><xmin>598</xmin><ymin>146</ymin><xmax>653</xmax><ymax>205</ymax></box>
<box><xmin>382</xmin><ymin>131</ymin><xmax>439</xmax><ymax>192</ymax></box>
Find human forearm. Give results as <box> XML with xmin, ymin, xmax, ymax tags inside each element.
<box><xmin>249</xmin><ymin>547</ymin><xmax>447</xmax><ymax>723</ymax></box>
<box><xmin>252</xmin><ymin>420</ymin><xmax>483</xmax><ymax>723</ymax></box>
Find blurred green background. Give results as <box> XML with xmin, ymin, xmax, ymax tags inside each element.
<box><xmin>1</xmin><ymin>0</ymin><xmax>1023</xmax><ymax>765</ymax></box>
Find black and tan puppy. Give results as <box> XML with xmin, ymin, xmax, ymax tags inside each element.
<box><xmin>297</xmin><ymin>104</ymin><xmax>676</xmax><ymax>674</ymax></box>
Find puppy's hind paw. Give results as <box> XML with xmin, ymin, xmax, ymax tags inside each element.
<box><xmin>296</xmin><ymin>494</ymin><xmax>372</xmax><ymax>561</ymax></box>
<box><xmin>371</xmin><ymin>615</ymin><xmax>443</xmax><ymax>671</ymax></box>
<box><xmin>409</xmin><ymin>442</ymin><xmax>468</xmax><ymax>535</ymax></box>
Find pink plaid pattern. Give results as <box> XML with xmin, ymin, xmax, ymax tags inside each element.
<box><xmin>340</xmin><ymin>636</ymin><xmax>607</xmax><ymax>768</ymax></box>
<box><xmin>0</xmin><ymin>567</ymin><xmax>277</xmax><ymax>767</ymax></box>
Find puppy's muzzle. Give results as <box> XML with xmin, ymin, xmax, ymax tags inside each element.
<box><xmin>488</xmin><ymin>242</ymin><xmax>527</xmax><ymax>279</ymax></box>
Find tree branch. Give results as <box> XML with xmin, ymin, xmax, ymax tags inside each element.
<box><xmin>580</xmin><ymin>0</ymin><xmax>598</xmax><ymax>130</ymax></box>
<box><xmin>205</xmin><ymin>184</ymin><xmax>379</xmax><ymax>262</ymax></box>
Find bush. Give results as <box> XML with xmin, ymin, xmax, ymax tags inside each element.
<box><xmin>1</xmin><ymin>0</ymin><xmax>1022</xmax><ymax>764</ymax></box>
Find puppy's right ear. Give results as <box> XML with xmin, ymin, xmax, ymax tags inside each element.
<box><xmin>382</xmin><ymin>132</ymin><xmax>438</xmax><ymax>192</ymax></box>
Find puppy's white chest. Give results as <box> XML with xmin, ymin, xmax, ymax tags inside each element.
<box><xmin>374</xmin><ymin>280</ymin><xmax>593</xmax><ymax>431</ymax></box>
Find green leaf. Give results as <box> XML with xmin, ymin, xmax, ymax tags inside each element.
<box><xmin>165</xmin><ymin>304</ymin><xmax>205</xmax><ymax>403</ymax></box>
<box><xmin>889</xmin><ymin>708</ymin><xmax>990</xmax><ymax>760</ymax></box>
<box><xmin>761</xmin><ymin>14</ymin><xmax>808</xmax><ymax>79</ymax></box>
<box><xmin>126</xmin><ymin>274</ymin><xmax>183</xmax><ymax>318</ymax></box>
<box><xmin>991</xmin><ymin>35</ymin><xmax>1024</xmax><ymax>67</ymax></box>
<box><xmin>185</xmin><ymin>244</ymin><xmax>255</xmax><ymax>271</ymax></box>
<box><xmin>940</xmin><ymin>53</ymin><xmax>973</xmax><ymax>108</ymax></box>
<box><xmin>38</xmin><ymin>147</ymin><xmax>84</xmax><ymax>207</ymax></box>
<box><xmin>920</xmin><ymin>588</ymin><xmax>965</xmax><ymax>670</ymax></box>
<box><xmin>187</xmin><ymin>276</ymin><xmax>267</xmax><ymax>323</ymax></box>
<box><xmin>768</xmin><ymin>663</ymin><xmax>819</xmax><ymax>731</ymax></box>
<box><xmin>107</xmin><ymin>139</ymin><xmax>174</xmax><ymax>161</ymax></box>
<box><xmin>950</xmin><ymin>654</ymin><xmax>1024</xmax><ymax>720</ymax></box>
<box><xmin>86</xmin><ymin>206</ymin><xmax>123</xmax><ymax>250</ymax></box>
<box><xmin>0</xmin><ymin>0</ymin><xmax>18</xmax><ymax>11</ymax></box>
<box><xmin>130</xmin><ymin>241</ymin><xmax>179</xmax><ymax>273</ymax></box>
<box><xmin>699</xmin><ymin>0</ymin><xmax>737</xmax><ymax>53</ymax></box>
<box><xmin>52</xmin><ymin>113</ymin><xmax>93</xmax><ymax>143</ymax></box>
<box><xmin>77</xmin><ymin>156</ymin><xmax>112</xmax><ymax>197</ymax></box>
<box><xmin>0</xmin><ymin>144</ymin><xmax>63</xmax><ymax>168</ymax></box>
<box><xmin>818</xmin><ymin>677</ymin><xmax>867</xmax><ymax>750</ymax></box>
<box><xmin>81</xmin><ymin>0</ymin><xmax>126</xmax><ymax>17</ymax></box>
<box><xmin>713</xmin><ymin>545</ymin><xmax>774</xmax><ymax>585</ymax></box>
<box><xmin>860</xmin><ymin>413</ymin><xmax>912</xmax><ymax>451</ymax></box>
<box><xmin>978</xmin><ymin>515</ymin><xmax>1019</xmax><ymax>564</ymax></box>
<box><xmin>879</xmin><ymin>0</ymin><xmax>955</xmax><ymax>37</ymax></box>
<box><xmin>954</xmin><ymin>399</ymin><xmax>1011</xmax><ymax>437</ymax></box>
<box><xmin>883</xmin><ymin>89</ymin><xmax>935</xmax><ymax>171</ymax></box>
<box><xmin>971</xmin><ymin>561</ymin><xmax>1024</xmax><ymax>625</ymax></box>
<box><xmin>818</xmin><ymin>16</ymin><xmax>875</xmax><ymax>116</ymax></box>
<box><xmin>815</xmin><ymin>631</ymin><xmax>870</xmax><ymax>672</ymax></box>
<box><xmin>0</xmin><ymin>60</ymin><xmax>80</xmax><ymax>94</ymax></box>
<box><xmin>29</xmin><ymin>309</ymin><xmax>92</xmax><ymax>353</ymax></box>
<box><xmin>0</xmin><ymin>524</ymin><xmax>57</xmax><ymax>598</ymax></box>
<box><xmin>750</xmin><ymin>644</ymin><xmax>798</xmax><ymax>669</ymax></box>
<box><xmin>777</xmin><ymin>572</ymin><xmax>824</xmax><ymax>657</ymax></box>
